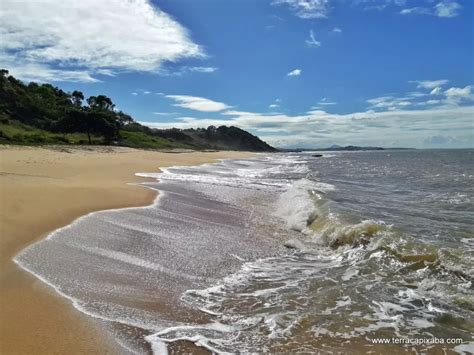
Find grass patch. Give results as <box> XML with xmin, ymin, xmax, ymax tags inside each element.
<box><xmin>0</xmin><ymin>122</ymin><xmax>193</xmax><ymax>149</ymax></box>
<box><xmin>0</xmin><ymin>121</ymin><xmax>102</xmax><ymax>145</ymax></box>
<box><xmin>118</xmin><ymin>130</ymin><xmax>179</xmax><ymax>149</ymax></box>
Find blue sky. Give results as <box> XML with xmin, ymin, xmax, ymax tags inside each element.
<box><xmin>1</xmin><ymin>0</ymin><xmax>473</xmax><ymax>148</ymax></box>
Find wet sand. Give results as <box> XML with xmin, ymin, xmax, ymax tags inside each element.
<box><xmin>0</xmin><ymin>145</ymin><xmax>254</xmax><ymax>354</ymax></box>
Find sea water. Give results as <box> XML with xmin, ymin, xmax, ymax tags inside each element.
<box><xmin>15</xmin><ymin>150</ymin><xmax>473</xmax><ymax>353</ymax></box>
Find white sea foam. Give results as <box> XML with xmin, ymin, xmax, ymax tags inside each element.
<box><xmin>274</xmin><ymin>178</ymin><xmax>334</xmax><ymax>232</ymax></box>
<box><xmin>454</xmin><ymin>342</ymin><xmax>474</xmax><ymax>354</ymax></box>
<box><xmin>146</xmin><ymin>322</ymin><xmax>239</xmax><ymax>354</ymax></box>
<box><xmin>14</xmin><ymin>154</ymin><xmax>302</xmax><ymax>353</ymax></box>
<box><xmin>137</xmin><ymin>154</ymin><xmax>312</xmax><ymax>192</ymax></box>
<box><xmin>13</xmin><ymin>151</ymin><xmax>472</xmax><ymax>353</ymax></box>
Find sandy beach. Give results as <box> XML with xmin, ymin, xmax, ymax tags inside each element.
<box><xmin>0</xmin><ymin>145</ymin><xmax>254</xmax><ymax>354</ymax></box>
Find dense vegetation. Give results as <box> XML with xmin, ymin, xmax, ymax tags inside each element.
<box><xmin>0</xmin><ymin>70</ymin><xmax>276</xmax><ymax>152</ymax></box>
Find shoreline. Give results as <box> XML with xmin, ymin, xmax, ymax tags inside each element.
<box><xmin>0</xmin><ymin>145</ymin><xmax>255</xmax><ymax>354</ymax></box>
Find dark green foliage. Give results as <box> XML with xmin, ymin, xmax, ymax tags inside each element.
<box><xmin>119</xmin><ymin>131</ymin><xmax>178</xmax><ymax>149</ymax></box>
<box><xmin>182</xmin><ymin>125</ymin><xmax>277</xmax><ymax>152</ymax></box>
<box><xmin>71</xmin><ymin>90</ymin><xmax>84</xmax><ymax>107</ymax></box>
<box><xmin>0</xmin><ymin>70</ymin><xmax>276</xmax><ymax>151</ymax></box>
<box><xmin>56</xmin><ymin>110</ymin><xmax>118</xmax><ymax>144</ymax></box>
<box><xmin>87</xmin><ymin>95</ymin><xmax>115</xmax><ymax>111</ymax></box>
<box><xmin>0</xmin><ymin>70</ymin><xmax>122</xmax><ymax>144</ymax></box>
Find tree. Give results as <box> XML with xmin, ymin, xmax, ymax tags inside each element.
<box><xmin>205</xmin><ymin>125</ymin><xmax>217</xmax><ymax>139</ymax></box>
<box><xmin>87</xmin><ymin>95</ymin><xmax>115</xmax><ymax>111</ymax></box>
<box><xmin>115</xmin><ymin>111</ymin><xmax>133</xmax><ymax>127</ymax></box>
<box><xmin>71</xmin><ymin>90</ymin><xmax>84</xmax><ymax>107</ymax></box>
<box><xmin>57</xmin><ymin>109</ymin><xmax>116</xmax><ymax>144</ymax></box>
<box><xmin>0</xmin><ymin>69</ymin><xmax>9</xmax><ymax>80</ymax></box>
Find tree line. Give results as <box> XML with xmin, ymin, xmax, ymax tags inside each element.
<box><xmin>0</xmin><ymin>69</ymin><xmax>132</xmax><ymax>144</ymax></box>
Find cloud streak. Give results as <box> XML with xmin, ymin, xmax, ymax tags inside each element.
<box><xmin>165</xmin><ymin>95</ymin><xmax>231</xmax><ymax>112</ymax></box>
<box><xmin>158</xmin><ymin>66</ymin><xmax>218</xmax><ymax>76</ymax></box>
<box><xmin>273</xmin><ymin>0</ymin><xmax>463</xmax><ymax>19</ymax></box>
<box><xmin>410</xmin><ymin>79</ymin><xmax>449</xmax><ymax>89</ymax></box>
<box><xmin>272</xmin><ymin>0</ymin><xmax>331</xmax><ymax>19</ymax></box>
<box><xmin>318</xmin><ymin>98</ymin><xmax>337</xmax><ymax>105</ymax></box>
<box><xmin>287</xmin><ymin>69</ymin><xmax>302</xmax><ymax>76</ymax></box>
<box><xmin>400</xmin><ymin>1</ymin><xmax>462</xmax><ymax>18</ymax></box>
<box><xmin>305</xmin><ymin>30</ymin><xmax>321</xmax><ymax>47</ymax></box>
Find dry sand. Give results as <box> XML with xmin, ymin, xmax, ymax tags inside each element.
<box><xmin>0</xmin><ymin>145</ymin><xmax>255</xmax><ymax>354</ymax></box>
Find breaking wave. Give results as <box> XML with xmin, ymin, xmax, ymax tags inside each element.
<box><xmin>147</xmin><ymin>152</ymin><xmax>473</xmax><ymax>354</ymax></box>
<box><xmin>14</xmin><ymin>151</ymin><xmax>474</xmax><ymax>354</ymax></box>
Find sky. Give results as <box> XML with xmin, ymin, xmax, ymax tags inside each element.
<box><xmin>1</xmin><ymin>0</ymin><xmax>473</xmax><ymax>148</ymax></box>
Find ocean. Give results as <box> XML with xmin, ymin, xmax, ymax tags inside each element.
<box><xmin>15</xmin><ymin>150</ymin><xmax>473</xmax><ymax>353</ymax></box>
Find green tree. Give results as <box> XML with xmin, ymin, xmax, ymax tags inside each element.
<box><xmin>87</xmin><ymin>95</ymin><xmax>115</xmax><ymax>111</ymax></box>
<box><xmin>57</xmin><ymin>109</ymin><xmax>117</xmax><ymax>145</ymax></box>
<box><xmin>115</xmin><ymin>111</ymin><xmax>133</xmax><ymax>127</ymax></box>
<box><xmin>71</xmin><ymin>90</ymin><xmax>84</xmax><ymax>107</ymax></box>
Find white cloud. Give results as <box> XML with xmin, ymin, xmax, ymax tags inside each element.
<box><xmin>165</xmin><ymin>95</ymin><xmax>231</xmax><ymax>112</ymax></box>
<box><xmin>360</xmin><ymin>0</ymin><xmax>403</xmax><ymax>11</ymax></box>
<box><xmin>435</xmin><ymin>1</ymin><xmax>462</xmax><ymax>17</ymax></box>
<box><xmin>188</xmin><ymin>67</ymin><xmax>218</xmax><ymax>73</ymax></box>
<box><xmin>144</xmin><ymin>79</ymin><xmax>473</xmax><ymax>149</ymax></box>
<box><xmin>332</xmin><ymin>27</ymin><xmax>342</xmax><ymax>33</ymax></box>
<box><xmin>272</xmin><ymin>0</ymin><xmax>462</xmax><ymax>19</ymax></box>
<box><xmin>413</xmin><ymin>99</ymin><xmax>441</xmax><ymax>106</ymax></box>
<box><xmin>407</xmin><ymin>91</ymin><xmax>427</xmax><ymax>98</ymax></box>
<box><xmin>430</xmin><ymin>87</ymin><xmax>443</xmax><ymax>95</ymax></box>
<box><xmin>141</xmin><ymin>105</ymin><xmax>474</xmax><ymax>149</ymax></box>
<box><xmin>410</xmin><ymin>79</ymin><xmax>449</xmax><ymax>89</ymax></box>
<box><xmin>132</xmin><ymin>89</ymin><xmax>153</xmax><ymax>96</ymax></box>
<box><xmin>269</xmin><ymin>98</ymin><xmax>281</xmax><ymax>109</ymax></box>
<box><xmin>392</xmin><ymin>0</ymin><xmax>408</xmax><ymax>6</ymax></box>
<box><xmin>96</xmin><ymin>69</ymin><xmax>116</xmax><ymax>77</ymax></box>
<box><xmin>318</xmin><ymin>97</ymin><xmax>337</xmax><ymax>105</ymax></box>
<box><xmin>400</xmin><ymin>7</ymin><xmax>432</xmax><ymax>15</ymax></box>
<box><xmin>152</xmin><ymin>112</ymin><xmax>178</xmax><ymax>116</ymax></box>
<box><xmin>374</xmin><ymin>82</ymin><xmax>473</xmax><ymax>109</ymax></box>
<box><xmin>159</xmin><ymin>66</ymin><xmax>218</xmax><ymax>76</ymax></box>
<box><xmin>287</xmin><ymin>69</ymin><xmax>302</xmax><ymax>76</ymax></box>
<box><xmin>367</xmin><ymin>94</ymin><xmax>422</xmax><ymax>110</ymax></box>
<box><xmin>444</xmin><ymin>86</ymin><xmax>472</xmax><ymax>99</ymax></box>
<box><xmin>400</xmin><ymin>1</ymin><xmax>461</xmax><ymax>18</ymax></box>
<box><xmin>0</xmin><ymin>61</ymin><xmax>100</xmax><ymax>83</ymax></box>
<box><xmin>272</xmin><ymin>0</ymin><xmax>330</xmax><ymax>19</ymax></box>
<box><xmin>0</xmin><ymin>0</ymin><xmax>203</xmax><ymax>82</ymax></box>
<box><xmin>443</xmin><ymin>86</ymin><xmax>473</xmax><ymax>105</ymax></box>
<box><xmin>305</xmin><ymin>30</ymin><xmax>322</xmax><ymax>48</ymax></box>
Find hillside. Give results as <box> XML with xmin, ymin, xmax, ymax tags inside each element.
<box><xmin>0</xmin><ymin>70</ymin><xmax>276</xmax><ymax>152</ymax></box>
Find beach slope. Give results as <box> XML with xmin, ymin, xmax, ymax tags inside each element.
<box><xmin>0</xmin><ymin>145</ymin><xmax>254</xmax><ymax>354</ymax></box>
